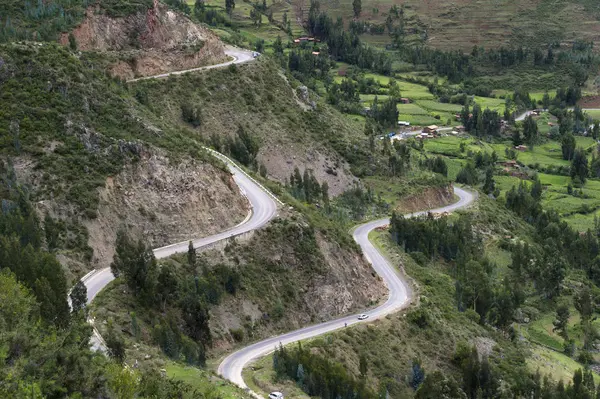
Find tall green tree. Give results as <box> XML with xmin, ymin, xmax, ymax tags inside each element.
<box><xmin>187</xmin><ymin>241</ymin><xmax>196</xmax><ymax>267</ymax></box>
<box><xmin>553</xmin><ymin>303</ymin><xmax>570</xmax><ymax>340</ymax></box>
<box><xmin>110</xmin><ymin>230</ymin><xmax>158</xmax><ymax>303</ymax></box>
<box><xmin>70</xmin><ymin>280</ymin><xmax>87</xmax><ymax>314</ymax></box>
<box><xmin>352</xmin><ymin>0</ymin><xmax>362</xmax><ymax>18</ymax></box>
<box><xmin>523</xmin><ymin>115</ymin><xmax>538</xmax><ymax>148</ymax></box>
<box><xmin>570</xmin><ymin>148</ymin><xmax>589</xmax><ymax>184</ymax></box>
<box><xmin>225</xmin><ymin>0</ymin><xmax>235</xmax><ymax>16</ymax></box>
<box><xmin>561</xmin><ymin>133</ymin><xmax>576</xmax><ymax>160</ymax></box>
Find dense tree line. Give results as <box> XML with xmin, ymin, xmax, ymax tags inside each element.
<box><xmin>288</xmin><ymin>167</ymin><xmax>330</xmax><ymax>206</ymax></box>
<box><xmin>0</xmin><ymin>168</ymin><xmax>69</xmax><ymax>327</ymax></box>
<box><xmin>110</xmin><ymin>233</ymin><xmax>243</xmax><ymax>365</ymax></box>
<box><xmin>273</xmin><ymin>343</ymin><xmax>375</xmax><ymax>399</ymax></box>
<box><xmin>307</xmin><ymin>1</ymin><xmax>392</xmax><ymax>74</ymax></box>
<box><xmin>460</xmin><ymin>103</ymin><xmax>502</xmax><ymax>137</ymax></box>
<box><xmin>394</xmin><ymin>41</ymin><xmax>595</xmax><ymax>85</ymax></box>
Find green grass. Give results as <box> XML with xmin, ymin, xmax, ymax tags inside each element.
<box><xmin>359</xmin><ymin>94</ymin><xmax>390</xmax><ymax>104</ymax></box>
<box><xmin>166</xmin><ymin>363</ymin><xmax>250</xmax><ymax>398</ymax></box>
<box><xmin>416</xmin><ymin>100</ymin><xmax>463</xmax><ymax>113</ymax></box>
<box><xmin>585</xmin><ymin>110</ymin><xmax>600</xmax><ymax>120</ymax></box>
<box><xmin>473</xmin><ymin>96</ymin><xmax>506</xmax><ymax>112</ymax></box>
<box><xmin>526</xmin><ymin>346</ymin><xmax>598</xmax><ymax>384</ymax></box>
<box><xmin>397</xmin><ymin>103</ymin><xmax>429</xmax><ymax>115</ymax></box>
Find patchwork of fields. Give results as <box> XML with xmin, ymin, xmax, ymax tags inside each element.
<box><xmin>423</xmin><ymin>132</ymin><xmax>600</xmax><ymax>231</ymax></box>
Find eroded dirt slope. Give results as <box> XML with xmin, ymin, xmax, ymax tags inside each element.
<box><xmin>86</xmin><ymin>150</ymin><xmax>248</xmax><ymax>269</ymax></box>
<box><xmin>60</xmin><ymin>0</ymin><xmax>226</xmax><ymax>79</ymax></box>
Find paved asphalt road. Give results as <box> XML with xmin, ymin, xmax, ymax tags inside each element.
<box><xmin>126</xmin><ymin>46</ymin><xmax>255</xmax><ymax>83</ymax></box>
<box><xmin>83</xmin><ymin>151</ymin><xmax>278</xmax><ymax>305</ymax></box>
<box><xmin>217</xmin><ymin>186</ymin><xmax>476</xmax><ymax>394</ymax></box>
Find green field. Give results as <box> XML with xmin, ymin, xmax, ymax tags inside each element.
<box><xmin>300</xmin><ymin>0</ymin><xmax>600</xmax><ymax>52</ymax></box>
<box><xmin>422</xmin><ymin>133</ymin><xmax>600</xmax><ymax>231</ymax></box>
<box><xmin>585</xmin><ymin>109</ymin><xmax>600</xmax><ymax>120</ymax></box>
<box><xmin>473</xmin><ymin>96</ymin><xmax>506</xmax><ymax>112</ymax></box>
<box><xmin>416</xmin><ymin>100</ymin><xmax>463</xmax><ymax>113</ymax></box>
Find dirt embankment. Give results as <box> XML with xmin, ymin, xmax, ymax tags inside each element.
<box><xmin>578</xmin><ymin>96</ymin><xmax>600</xmax><ymax>108</ymax></box>
<box><xmin>396</xmin><ymin>184</ymin><xmax>454</xmax><ymax>213</ymax></box>
<box><xmin>86</xmin><ymin>151</ymin><xmax>248</xmax><ymax>269</ymax></box>
<box><xmin>60</xmin><ymin>1</ymin><xmax>226</xmax><ymax>79</ymax></box>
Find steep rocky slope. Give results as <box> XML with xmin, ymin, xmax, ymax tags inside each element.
<box><xmin>59</xmin><ymin>0</ymin><xmax>227</xmax><ymax>79</ymax></box>
<box><xmin>132</xmin><ymin>60</ymin><xmax>366</xmax><ymax>196</ymax></box>
<box><xmin>85</xmin><ymin>150</ymin><xmax>248</xmax><ymax>270</ymax></box>
<box><xmin>0</xmin><ymin>43</ymin><xmax>244</xmax><ymax>281</ymax></box>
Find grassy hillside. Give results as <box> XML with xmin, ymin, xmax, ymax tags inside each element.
<box><xmin>246</xmin><ymin>196</ymin><xmax>600</xmax><ymax>397</ymax></box>
<box><xmin>130</xmin><ymin>58</ymin><xmax>373</xmax><ymax>193</ymax></box>
<box><xmin>304</xmin><ymin>0</ymin><xmax>600</xmax><ymax>51</ymax></box>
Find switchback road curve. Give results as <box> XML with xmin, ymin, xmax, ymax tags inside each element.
<box><xmin>126</xmin><ymin>46</ymin><xmax>255</xmax><ymax>83</ymax></box>
<box><xmin>217</xmin><ymin>186</ymin><xmax>476</xmax><ymax>394</ymax></box>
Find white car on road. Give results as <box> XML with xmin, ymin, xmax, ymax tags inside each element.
<box><xmin>269</xmin><ymin>392</ymin><xmax>284</xmax><ymax>399</ymax></box>
<box><xmin>358</xmin><ymin>314</ymin><xmax>369</xmax><ymax>320</ymax></box>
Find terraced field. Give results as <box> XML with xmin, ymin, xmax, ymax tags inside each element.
<box><xmin>424</xmin><ymin>133</ymin><xmax>600</xmax><ymax>231</ymax></box>
<box><xmin>293</xmin><ymin>0</ymin><xmax>600</xmax><ymax>51</ymax></box>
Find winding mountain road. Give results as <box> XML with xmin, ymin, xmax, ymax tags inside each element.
<box><xmin>83</xmin><ymin>150</ymin><xmax>279</xmax><ymax>305</ymax></box>
<box><xmin>84</xmin><ymin>44</ymin><xmax>478</xmax><ymax>394</ymax></box>
<box><xmin>217</xmin><ymin>186</ymin><xmax>476</xmax><ymax>394</ymax></box>
<box><xmin>126</xmin><ymin>46</ymin><xmax>255</xmax><ymax>83</ymax></box>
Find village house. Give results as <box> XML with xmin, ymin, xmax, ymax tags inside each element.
<box><xmin>422</xmin><ymin>125</ymin><xmax>439</xmax><ymax>134</ymax></box>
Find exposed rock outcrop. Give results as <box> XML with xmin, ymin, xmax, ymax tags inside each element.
<box><xmin>60</xmin><ymin>0</ymin><xmax>226</xmax><ymax>79</ymax></box>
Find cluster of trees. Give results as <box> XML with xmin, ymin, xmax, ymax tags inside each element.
<box><xmin>420</xmin><ymin>156</ymin><xmax>448</xmax><ymax>177</ymax></box>
<box><xmin>419</xmin><ymin>344</ymin><xmax>600</xmax><ymax>398</ymax></box>
<box><xmin>454</xmin><ymin>151</ymin><xmax>499</xmax><ymax>196</ymax></box>
<box><xmin>307</xmin><ymin>1</ymin><xmax>392</xmax><ymax>74</ymax></box>
<box><xmin>288</xmin><ymin>167</ymin><xmax>330</xmax><ymax>205</ymax></box>
<box><xmin>390</xmin><ymin>213</ymin><xmax>478</xmax><ymax>264</ymax></box>
<box><xmin>394</xmin><ymin>39</ymin><xmax>594</xmax><ymax>86</ymax></box>
<box><xmin>334</xmin><ymin>184</ymin><xmax>387</xmax><ymax>220</ymax></box>
<box><xmin>273</xmin><ymin>343</ymin><xmax>375</xmax><ymax>399</ymax></box>
<box><xmin>460</xmin><ymin>103</ymin><xmax>502</xmax><ymax>137</ymax></box>
<box><xmin>369</xmin><ymin>95</ymin><xmax>399</xmax><ymax>128</ymax></box>
<box><xmin>0</xmin><ymin>164</ymin><xmax>209</xmax><ymax>397</ymax></box>
<box><xmin>287</xmin><ymin>48</ymin><xmax>335</xmax><ymax>83</ymax></box>
<box><xmin>398</xmin><ymin>45</ymin><xmax>471</xmax><ymax>83</ymax></box>
<box><xmin>326</xmin><ymin>78</ymin><xmax>362</xmax><ymax>113</ymax></box>
<box><xmin>0</xmin><ymin>178</ymin><xmax>70</xmax><ymax>326</ymax></box>
<box><xmin>389</xmin><ymin>211</ymin><xmax>517</xmax><ymax>326</ymax></box>
<box><xmin>110</xmin><ymin>234</ymin><xmax>242</xmax><ymax>365</ymax></box>
<box><xmin>219</xmin><ymin>125</ymin><xmax>260</xmax><ymax>167</ymax></box>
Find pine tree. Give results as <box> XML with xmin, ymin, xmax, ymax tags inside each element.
<box><xmin>483</xmin><ymin>168</ymin><xmax>495</xmax><ymax>194</ymax></box>
<box><xmin>553</xmin><ymin>304</ymin><xmax>570</xmax><ymax>340</ymax></box>
<box><xmin>187</xmin><ymin>241</ymin><xmax>196</xmax><ymax>267</ymax></box>
<box><xmin>225</xmin><ymin>0</ymin><xmax>235</xmax><ymax>16</ymax></box>
<box><xmin>70</xmin><ymin>280</ymin><xmax>87</xmax><ymax>314</ymax></box>
<box><xmin>570</xmin><ymin>148</ymin><xmax>589</xmax><ymax>184</ymax></box>
<box><xmin>352</xmin><ymin>0</ymin><xmax>361</xmax><ymax>18</ymax></box>
<box><xmin>561</xmin><ymin>133</ymin><xmax>576</xmax><ymax>160</ymax></box>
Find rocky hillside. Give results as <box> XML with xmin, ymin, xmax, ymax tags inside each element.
<box><xmin>132</xmin><ymin>60</ymin><xmax>367</xmax><ymax>196</ymax></box>
<box><xmin>0</xmin><ymin>42</ymin><xmax>245</xmax><ymax>281</ymax></box>
<box><xmin>59</xmin><ymin>0</ymin><xmax>226</xmax><ymax>79</ymax></box>
<box><xmin>89</xmin><ymin>217</ymin><xmax>386</xmax><ymax>362</ymax></box>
